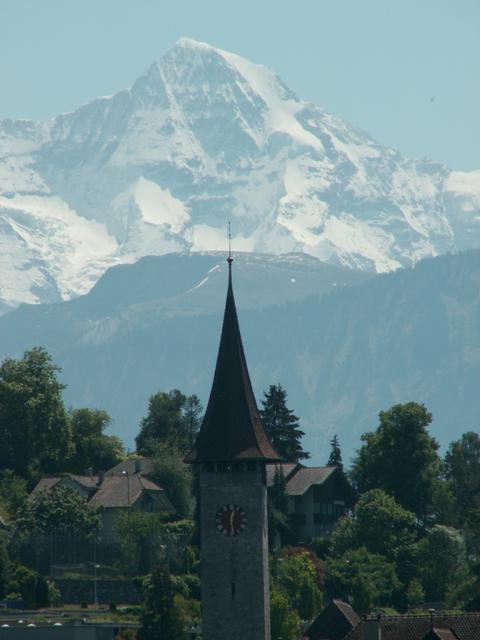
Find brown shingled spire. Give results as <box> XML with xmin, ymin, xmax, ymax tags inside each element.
<box><xmin>185</xmin><ymin>255</ymin><xmax>280</xmax><ymax>463</ymax></box>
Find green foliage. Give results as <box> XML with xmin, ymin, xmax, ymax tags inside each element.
<box><xmin>327</xmin><ymin>434</ymin><xmax>343</xmax><ymax>469</ymax></box>
<box><xmin>268</xmin><ymin>466</ymin><xmax>290</xmax><ymax>550</ymax></box>
<box><xmin>0</xmin><ymin>537</ymin><xmax>8</xmax><ymax>599</ymax></box>
<box><xmin>138</xmin><ymin>567</ymin><xmax>186</xmax><ymax>640</ymax></box>
<box><xmin>67</xmin><ymin>408</ymin><xmax>124</xmax><ymax>473</ymax></box>
<box><xmin>406</xmin><ymin>578</ymin><xmax>425</xmax><ymax>608</ymax></box>
<box><xmin>151</xmin><ymin>444</ymin><xmax>193</xmax><ymax>518</ymax></box>
<box><xmin>430</xmin><ymin>479</ymin><xmax>458</xmax><ymax>526</ymax></box>
<box><xmin>274</xmin><ymin>550</ymin><xmax>323</xmax><ymax>620</ymax></box>
<box><xmin>331</xmin><ymin>491</ymin><xmax>417</xmax><ymax>575</ymax></box>
<box><xmin>353</xmin><ymin>490</ymin><xmax>417</xmax><ymax>560</ymax></box>
<box><xmin>445</xmin><ymin>575</ymin><xmax>478</xmax><ymax>610</ymax></box>
<box><xmin>0</xmin><ymin>470</ymin><xmax>27</xmax><ymax>518</ymax></box>
<box><xmin>0</xmin><ymin>347</ymin><xmax>72</xmax><ymax>477</ymax></box>
<box><xmin>445</xmin><ymin>431</ymin><xmax>480</xmax><ymax>521</ymax></box>
<box><xmin>350</xmin><ymin>402</ymin><xmax>441</xmax><ymax>518</ymax></box>
<box><xmin>135</xmin><ymin>389</ymin><xmax>202</xmax><ymax>456</ymax></box>
<box><xmin>260</xmin><ymin>384</ymin><xmax>309</xmax><ymax>462</ymax></box>
<box><xmin>9</xmin><ymin>565</ymin><xmax>49</xmax><ymax>609</ymax></box>
<box><xmin>116</xmin><ymin>512</ymin><xmax>194</xmax><ymax>575</ymax></box>
<box><xmin>326</xmin><ymin>547</ymin><xmax>401</xmax><ymax>614</ymax></box>
<box><xmin>15</xmin><ymin>486</ymin><xmax>101</xmax><ymax>539</ymax></box>
<box><xmin>416</xmin><ymin>525</ymin><xmax>468</xmax><ymax>601</ymax></box>
<box><xmin>47</xmin><ymin>579</ymin><xmax>62</xmax><ymax>606</ymax></box>
<box><xmin>270</xmin><ymin>587</ymin><xmax>301</xmax><ymax>640</ymax></box>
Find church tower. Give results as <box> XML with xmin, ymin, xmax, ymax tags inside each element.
<box><xmin>185</xmin><ymin>255</ymin><xmax>280</xmax><ymax>640</ymax></box>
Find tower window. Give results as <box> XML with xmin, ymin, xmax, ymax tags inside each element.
<box><xmin>231</xmin><ymin>583</ymin><xmax>236</xmax><ymax>598</ymax></box>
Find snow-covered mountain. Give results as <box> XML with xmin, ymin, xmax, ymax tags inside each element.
<box><xmin>1</xmin><ymin>37</ymin><xmax>480</xmax><ymax>311</ymax></box>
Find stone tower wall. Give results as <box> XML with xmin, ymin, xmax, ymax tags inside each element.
<box><xmin>199</xmin><ymin>467</ymin><xmax>271</xmax><ymax>640</ymax></box>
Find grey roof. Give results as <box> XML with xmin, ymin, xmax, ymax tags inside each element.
<box><xmin>104</xmin><ymin>457</ymin><xmax>155</xmax><ymax>477</ymax></box>
<box><xmin>89</xmin><ymin>474</ymin><xmax>169</xmax><ymax>509</ymax></box>
<box><xmin>30</xmin><ymin>465</ymin><xmax>175</xmax><ymax>514</ymax></box>
<box><xmin>30</xmin><ymin>475</ymin><xmax>98</xmax><ymax>497</ymax></box>
<box><xmin>333</xmin><ymin>600</ymin><xmax>361</xmax><ymax>629</ymax></box>
<box><xmin>266</xmin><ymin>463</ymin><xmax>300</xmax><ymax>486</ymax></box>
<box><xmin>285</xmin><ymin>466</ymin><xmax>336</xmax><ymax>496</ymax></box>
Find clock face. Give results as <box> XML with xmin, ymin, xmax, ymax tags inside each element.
<box><xmin>216</xmin><ymin>504</ymin><xmax>247</xmax><ymax>536</ymax></box>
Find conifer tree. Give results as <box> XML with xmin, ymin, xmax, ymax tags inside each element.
<box><xmin>260</xmin><ymin>385</ymin><xmax>309</xmax><ymax>462</ymax></box>
<box><xmin>327</xmin><ymin>434</ymin><xmax>343</xmax><ymax>469</ymax></box>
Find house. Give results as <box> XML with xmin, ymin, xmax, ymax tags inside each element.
<box><xmin>267</xmin><ymin>462</ymin><xmax>354</xmax><ymax>540</ymax></box>
<box><xmin>303</xmin><ymin>599</ymin><xmax>360</xmax><ymax>640</ymax></box>
<box><xmin>89</xmin><ymin>471</ymin><xmax>174</xmax><ymax>542</ymax></box>
<box><xmin>30</xmin><ymin>458</ymin><xmax>175</xmax><ymax>543</ymax></box>
<box><xmin>305</xmin><ymin>604</ymin><xmax>480</xmax><ymax>640</ymax></box>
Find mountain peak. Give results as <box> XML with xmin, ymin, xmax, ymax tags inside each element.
<box><xmin>173</xmin><ymin>36</ymin><xmax>216</xmax><ymax>52</ymax></box>
<box><xmin>1</xmin><ymin>40</ymin><xmax>479</xmax><ymax>312</ymax></box>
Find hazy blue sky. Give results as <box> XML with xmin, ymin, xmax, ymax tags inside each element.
<box><xmin>1</xmin><ymin>0</ymin><xmax>478</xmax><ymax>170</ymax></box>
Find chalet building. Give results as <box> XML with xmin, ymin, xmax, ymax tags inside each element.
<box><xmin>267</xmin><ymin>462</ymin><xmax>354</xmax><ymax>540</ymax></box>
<box><xmin>30</xmin><ymin>460</ymin><xmax>174</xmax><ymax>543</ymax></box>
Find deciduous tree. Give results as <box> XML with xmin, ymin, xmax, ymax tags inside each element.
<box><xmin>139</xmin><ymin>567</ymin><xmax>186</xmax><ymax>640</ymax></box>
<box><xmin>444</xmin><ymin>431</ymin><xmax>480</xmax><ymax>519</ymax></box>
<box><xmin>68</xmin><ymin>408</ymin><xmax>124</xmax><ymax>473</ymax></box>
<box><xmin>0</xmin><ymin>348</ymin><xmax>71</xmax><ymax>477</ymax></box>
<box><xmin>350</xmin><ymin>403</ymin><xmax>441</xmax><ymax>518</ymax></box>
<box><xmin>136</xmin><ymin>390</ymin><xmax>202</xmax><ymax>456</ymax></box>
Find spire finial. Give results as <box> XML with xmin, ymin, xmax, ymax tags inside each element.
<box><xmin>227</xmin><ymin>221</ymin><xmax>233</xmax><ymax>267</ymax></box>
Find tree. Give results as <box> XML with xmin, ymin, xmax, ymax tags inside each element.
<box><xmin>139</xmin><ymin>566</ymin><xmax>186</xmax><ymax>640</ymax></box>
<box><xmin>0</xmin><ymin>348</ymin><xmax>71</xmax><ymax>477</ymax></box>
<box><xmin>349</xmin><ymin>490</ymin><xmax>417</xmax><ymax>561</ymax></box>
<box><xmin>350</xmin><ymin>403</ymin><xmax>441</xmax><ymax>518</ymax></box>
<box><xmin>151</xmin><ymin>444</ymin><xmax>193</xmax><ymax>519</ymax></box>
<box><xmin>406</xmin><ymin>578</ymin><xmax>425</xmax><ymax>609</ymax></box>
<box><xmin>274</xmin><ymin>550</ymin><xmax>323</xmax><ymax>621</ymax></box>
<box><xmin>260</xmin><ymin>385</ymin><xmax>309</xmax><ymax>462</ymax></box>
<box><xmin>268</xmin><ymin>466</ymin><xmax>290</xmax><ymax>550</ymax></box>
<box><xmin>330</xmin><ymin>490</ymin><xmax>419</xmax><ymax>591</ymax></box>
<box><xmin>15</xmin><ymin>486</ymin><xmax>101</xmax><ymax>539</ymax></box>
<box><xmin>270</xmin><ymin>588</ymin><xmax>301</xmax><ymax>640</ymax></box>
<box><xmin>68</xmin><ymin>408</ymin><xmax>124</xmax><ymax>473</ymax></box>
<box><xmin>136</xmin><ymin>390</ymin><xmax>202</xmax><ymax>456</ymax></box>
<box><xmin>327</xmin><ymin>434</ymin><xmax>343</xmax><ymax>469</ymax></box>
<box><xmin>326</xmin><ymin>547</ymin><xmax>401</xmax><ymax>613</ymax></box>
<box><xmin>416</xmin><ymin>525</ymin><xmax>468</xmax><ymax>601</ymax></box>
<box><xmin>12</xmin><ymin>486</ymin><xmax>101</xmax><ymax>570</ymax></box>
<box><xmin>0</xmin><ymin>470</ymin><xmax>27</xmax><ymax>518</ymax></box>
<box><xmin>444</xmin><ymin>432</ymin><xmax>480</xmax><ymax>520</ymax></box>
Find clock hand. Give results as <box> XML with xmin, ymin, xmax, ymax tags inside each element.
<box><xmin>229</xmin><ymin>509</ymin><xmax>235</xmax><ymax>531</ymax></box>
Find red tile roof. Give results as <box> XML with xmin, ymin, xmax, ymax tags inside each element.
<box><xmin>346</xmin><ymin>613</ymin><xmax>480</xmax><ymax>640</ymax></box>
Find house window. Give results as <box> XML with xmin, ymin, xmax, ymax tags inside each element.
<box><xmin>291</xmin><ymin>513</ymin><xmax>306</xmax><ymax>527</ymax></box>
<box><xmin>313</xmin><ymin>486</ymin><xmax>322</xmax><ymax>503</ymax></box>
<box><xmin>294</xmin><ymin>497</ymin><xmax>302</xmax><ymax>512</ymax></box>
<box><xmin>313</xmin><ymin>513</ymin><xmax>323</xmax><ymax>524</ymax></box>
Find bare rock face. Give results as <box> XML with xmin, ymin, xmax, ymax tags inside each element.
<box><xmin>1</xmin><ymin>37</ymin><xmax>479</xmax><ymax>311</ymax></box>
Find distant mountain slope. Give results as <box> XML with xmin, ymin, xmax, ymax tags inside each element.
<box><xmin>1</xmin><ymin>38</ymin><xmax>479</xmax><ymax>311</ymax></box>
<box><xmin>0</xmin><ymin>250</ymin><xmax>478</xmax><ymax>462</ymax></box>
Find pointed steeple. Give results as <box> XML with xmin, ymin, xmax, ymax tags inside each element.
<box><xmin>185</xmin><ymin>257</ymin><xmax>280</xmax><ymax>463</ymax></box>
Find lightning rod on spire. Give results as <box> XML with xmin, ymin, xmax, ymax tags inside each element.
<box><xmin>227</xmin><ymin>221</ymin><xmax>233</xmax><ymax>265</ymax></box>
